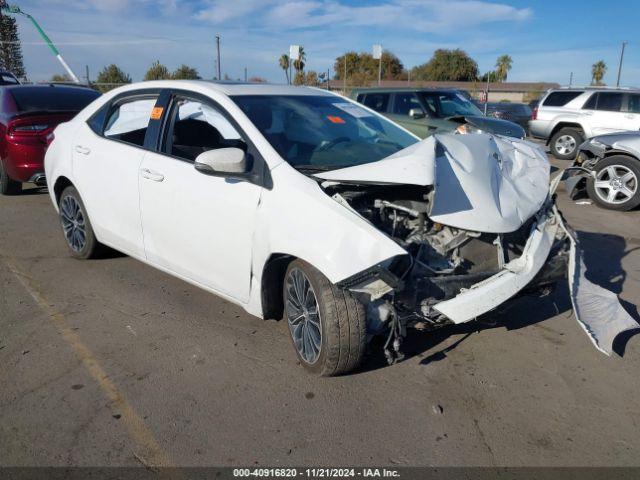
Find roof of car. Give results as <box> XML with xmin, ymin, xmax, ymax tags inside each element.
<box><xmin>549</xmin><ymin>85</ymin><xmax>640</xmax><ymax>92</ymax></box>
<box><xmin>3</xmin><ymin>83</ymin><xmax>96</xmax><ymax>92</ymax></box>
<box><xmin>112</xmin><ymin>80</ymin><xmax>334</xmax><ymax>97</ymax></box>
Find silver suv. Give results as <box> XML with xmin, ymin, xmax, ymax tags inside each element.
<box><xmin>529</xmin><ymin>87</ymin><xmax>640</xmax><ymax>159</ymax></box>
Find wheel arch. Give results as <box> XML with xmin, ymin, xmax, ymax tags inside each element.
<box><xmin>53</xmin><ymin>176</ymin><xmax>74</xmax><ymax>205</ymax></box>
<box><xmin>548</xmin><ymin>122</ymin><xmax>586</xmax><ymax>144</ymax></box>
<box><xmin>259</xmin><ymin>253</ymin><xmax>297</xmax><ymax>320</ymax></box>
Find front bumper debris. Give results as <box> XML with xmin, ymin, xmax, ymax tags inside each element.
<box><xmin>433</xmin><ymin>202</ymin><xmax>638</xmax><ymax>355</ymax></box>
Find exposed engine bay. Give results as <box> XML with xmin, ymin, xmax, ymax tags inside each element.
<box><xmin>324</xmin><ymin>182</ymin><xmax>568</xmax><ymax>363</ymax></box>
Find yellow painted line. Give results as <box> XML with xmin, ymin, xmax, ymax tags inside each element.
<box><xmin>4</xmin><ymin>257</ymin><xmax>174</xmax><ymax>468</ymax></box>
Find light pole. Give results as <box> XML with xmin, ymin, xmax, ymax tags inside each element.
<box><xmin>1</xmin><ymin>4</ymin><xmax>80</xmax><ymax>83</ymax></box>
<box><xmin>616</xmin><ymin>41</ymin><xmax>627</xmax><ymax>87</ymax></box>
<box><xmin>215</xmin><ymin>35</ymin><xmax>221</xmax><ymax>80</ymax></box>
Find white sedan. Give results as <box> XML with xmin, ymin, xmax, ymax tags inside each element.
<box><xmin>45</xmin><ymin>81</ymin><xmax>637</xmax><ymax>375</ymax></box>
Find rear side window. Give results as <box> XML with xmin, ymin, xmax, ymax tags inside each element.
<box><xmin>104</xmin><ymin>96</ymin><xmax>158</xmax><ymax>147</ymax></box>
<box><xmin>627</xmin><ymin>94</ymin><xmax>640</xmax><ymax>114</ymax></box>
<box><xmin>542</xmin><ymin>91</ymin><xmax>583</xmax><ymax>107</ymax></box>
<box><xmin>361</xmin><ymin>93</ymin><xmax>389</xmax><ymax>113</ymax></box>
<box><xmin>10</xmin><ymin>87</ymin><xmax>100</xmax><ymax>113</ymax></box>
<box><xmin>596</xmin><ymin>92</ymin><xmax>623</xmax><ymax>112</ymax></box>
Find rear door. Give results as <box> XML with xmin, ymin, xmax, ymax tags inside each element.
<box><xmin>586</xmin><ymin>92</ymin><xmax>628</xmax><ymax>136</ymax></box>
<box><xmin>622</xmin><ymin>93</ymin><xmax>640</xmax><ymax>131</ymax></box>
<box><xmin>73</xmin><ymin>91</ymin><xmax>161</xmax><ymax>257</ymax></box>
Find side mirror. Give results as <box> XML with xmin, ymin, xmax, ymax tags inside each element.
<box><xmin>409</xmin><ymin>108</ymin><xmax>425</xmax><ymax>119</ymax></box>
<box><xmin>194</xmin><ymin>148</ymin><xmax>247</xmax><ymax>175</ymax></box>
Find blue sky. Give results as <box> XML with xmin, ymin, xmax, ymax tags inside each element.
<box><xmin>11</xmin><ymin>0</ymin><xmax>640</xmax><ymax>86</ymax></box>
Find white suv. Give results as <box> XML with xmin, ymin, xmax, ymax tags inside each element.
<box><xmin>529</xmin><ymin>87</ymin><xmax>640</xmax><ymax>159</ymax></box>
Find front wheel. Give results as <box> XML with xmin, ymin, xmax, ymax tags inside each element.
<box><xmin>283</xmin><ymin>260</ymin><xmax>366</xmax><ymax>376</ymax></box>
<box><xmin>586</xmin><ymin>155</ymin><xmax>640</xmax><ymax>211</ymax></box>
<box><xmin>59</xmin><ymin>186</ymin><xmax>102</xmax><ymax>259</ymax></box>
<box><xmin>550</xmin><ymin>128</ymin><xmax>583</xmax><ymax>160</ymax></box>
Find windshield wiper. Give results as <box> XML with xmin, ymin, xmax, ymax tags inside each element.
<box><xmin>292</xmin><ymin>165</ymin><xmax>336</xmax><ymax>173</ymax></box>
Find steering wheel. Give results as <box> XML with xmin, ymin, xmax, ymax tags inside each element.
<box><xmin>315</xmin><ymin>136</ymin><xmax>351</xmax><ymax>152</ymax></box>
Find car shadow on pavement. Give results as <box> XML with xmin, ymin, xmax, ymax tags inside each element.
<box><xmin>359</xmin><ymin>230</ymin><xmax>640</xmax><ymax>373</ymax></box>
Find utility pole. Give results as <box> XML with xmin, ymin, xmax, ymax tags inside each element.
<box><xmin>372</xmin><ymin>44</ymin><xmax>382</xmax><ymax>86</ymax></box>
<box><xmin>1</xmin><ymin>4</ymin><xmax>80</xmax><ymax>83</ymax></box>
<box><xmin>484</xmin><ymin>73</ymin><xmax>490</xmax><ymax>116</ymax></box>
<box><xmin>85</xmin><ymin>65</ymin><xmax>90</xmax><ymax>86</ymax></box>
<box><xmin>244</xmin><ymin>67</ymin><xmax>247</xmax><ymax>82</ymax></box>
<box><xmin>408</xmin><ymin>69</ymin><xmax>411</xmax><ymax>85</ymax></box>
<box><xmin>616</xmin><ymin>41</ymin><xmax>627</xmax><ymax>87</ymax></box>
<box><xmin>327</xmin><ymin>68</ymin><xmax>330</xmax><ymax>90</ymax></box>
<box><xmin>569</xmin><ymin>71</ymin><xmax>573</xmax><ymax>86</ymax></box>
<box><xmin>215</xmin><ymin>34</ymin><xmax>221</xmax><ymax>80</ymax></box>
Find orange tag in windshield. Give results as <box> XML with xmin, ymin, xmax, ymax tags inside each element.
<box><xmin>327</xmin><ymin>115</ymin><xmax>345</xmax><ymax>124</ymax></box>
<box><xmin>150</xmin><ymin>107</ymin><xmax>164</xmax><ymax>120</ymax></box>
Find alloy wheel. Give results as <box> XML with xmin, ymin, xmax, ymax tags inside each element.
<box><xmin>60</xmin><ymin>195</ymin><xmax>87</xmax><ymax>252</ymax></box>
<box><xmin>285</xmin><ymin>268</ymin><xmax>322</xmax><ymax>364</ymax></box>
<box><xmin>594</xmin><ymin>165</ymin><xmax>638</xmax><ymax>205</ymax></box>
<box><xmin>555</xmin><ymin>134</ymin><xmax>576</xmax><ymax>156</ymax></box>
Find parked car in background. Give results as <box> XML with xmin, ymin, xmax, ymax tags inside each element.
<box><xmin>567</xmin><ymin>132</ymin><xmax>640</xmax><ymax>211</ymax></box>
<box><xmin>0</xmin><ymin>70</ymin><xmax>20</xmax><ymax>85</ymax></box>
<box><xmin>529</xmin><ymin>86</ymin><xmax>640</xmax><ymax>160</ymax></box>
<box><xmin>351</xmin><ymin>88</ymin><xmax>526</xmax><ymax>139</ymax></box>
<box><xmin>486</xmin><ymin>102</ymin><xmax>532</xmax><ymax>133</ymax></box>
<box><xmin>45</xmin><ymin>81</ymin><xmax>636</xmax><ymax>375</ymax></box>
<box><xmin>0</xmin><ymin>84</ymin><xmax>100</xmax><ymax>194</ymax></box>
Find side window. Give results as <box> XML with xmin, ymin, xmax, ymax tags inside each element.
<box><xmin>542</xmin><ymin>91</ymin><xmax>583</xmax><ymax>107</ymax></box>
<box><xmin>393</xmin><ymin>93</ymin><xmax>422</xmax><ymax>115</ymax></box>
<box><xmin>103</xmin><ymin>96</ymin><xmax>158</xmax><ymax>147</ymax></box>
<box><xmin>164</xmin><ymin>97</ymin><xmax>245</xmax><ymax>162</ymax></box>
<box><xmin>596</xmin><ymin>92</ymin><xmax>623</xmax><ymax>112</ymax></box>
<box><xmin>626</xmin><ymin>94</ymin><xmax>640</xmax><ymax>114</ymax></box>
<box><xmin>582</xmin><ymin>93</ymin><xmax>598</xmax><ymax>110</ymax></box>
<box><xmin>361</xmin><ymin>93</ymin><xmax>389</xmax><ymax>113</ymax></box>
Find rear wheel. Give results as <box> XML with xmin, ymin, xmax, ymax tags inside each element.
<box><xmin>550</xmin><ymin>127</ymin><xmax>583</xmax><ymax>160</ymax></box>
<box><xmin>0</xmin><ymin>160</ymin><xmax>22</xmax><ymax>195</ymax></box>
<box><xmin>283</xmin><ymin>260</ymin><xmax>366</xmax><ymax>376</ymax></box>
<box><xmin>59</xmin><ymin>186</ymin><xmax>101</xmax><ymax>259</ymax></box>
<box><xmin>586</xmin><ymin>155</ymin><xmax>640</xmax><ymax>211</ymax></box>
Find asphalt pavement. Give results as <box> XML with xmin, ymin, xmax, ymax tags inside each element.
<box><xmin>1</xmin><ymin>153</ymin><xmax>639</xmax><ymax>467</ymax></box>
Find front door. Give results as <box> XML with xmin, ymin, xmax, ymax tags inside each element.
<box><xmin>138</xmin><ymin>94</ymin><xmax>262</xmax><ymax>302</ymax></box>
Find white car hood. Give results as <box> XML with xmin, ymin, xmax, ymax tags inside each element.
<box><xmin>315</xmin><ymin>134</ymin><xmax>551</xmax><ymax>233</ymax></box>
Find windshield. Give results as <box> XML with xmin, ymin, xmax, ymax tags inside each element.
<box><xmin>419</xmin><ymin>91</ymin><xmax>483</xmax><ymax>118</ymax></box>
<box><xmin>232</xmin><ymin>95</ymin><xmax>418</xmax><ymax>170</ymax></box>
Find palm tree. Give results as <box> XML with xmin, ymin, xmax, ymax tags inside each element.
<box><xmin>293</xmin><ymin>46</ymin><xmax>306</xmax><ymax>74</ymax></box>
<box><xmin>494</xmin><ymin>54</ymin><xmax>512</xmax><ymax>82</ymax></box>
<box><xmin>591</xmin><ymin>60</ymin><xmax>607</xmax><ymax>85</ymax></box>
<box><xmin>279</xmin><ymin>54</ymin><xmax>290</xmax><ymax>84</ymax></box>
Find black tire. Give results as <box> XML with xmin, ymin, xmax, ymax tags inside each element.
<box><xmin>283</xmin><ymin>259</ymin><xmax>366</xmax><ymax>376</ymax></box>
<box><xmin>0</xmin><ymin>160</ymin><xmax>22</xmax><ymax>195</ymax></box>
<box><xmin>586</xmin><ymin>155</ymin><xmax>640</xmax><ymax>211</ymax></box>
<box><xmin>58</xmin><ymin>186</ymin><xmax>101</xmax><ymax>259</ymax></box>
<box><xmin>550</xmin><ymin>127</ymin><xmax>583</xmax><ymax>160</ymax></box>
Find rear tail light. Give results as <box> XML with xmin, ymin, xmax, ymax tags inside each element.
<box><xmin>7</xmin><ymin>119</ymin><xmax>53</xmax><ymax>144</ymax></box>
<box><xmin>11</xmin><ymin>124</ymin><xmax>49</xmax><ymax>133</ymax></box>
<box><xmin>531</xmin><ymin>107</ymin><xmax>538</xmax><ymax>120</ymax></box>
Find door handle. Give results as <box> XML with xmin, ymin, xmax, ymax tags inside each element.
<box><xmin>75</xmin><ymin>145</ymin><xmax>91</xmax><ymax>155</ymax></box>
<box><xmin>140</xmin><ymin>168</ymin><xmax>164</xmax><ymax>182</ymax></box>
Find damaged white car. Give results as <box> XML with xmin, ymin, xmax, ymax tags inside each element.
<box><xmin>45</xmin><ymin>81</ymin><xmax>638</xmax><ymax>376</ymax></box>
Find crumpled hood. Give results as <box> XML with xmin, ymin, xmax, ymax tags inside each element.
<box><xmin>315</xmin><ymin>133</ymin><xmax>551</xmax><ymax>233</ymax></box>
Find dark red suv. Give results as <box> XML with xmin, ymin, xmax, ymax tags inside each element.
<box><xmin>0</xmin><ymin>84</ymin><xmax>100</xmax><ymax>195</ymax></box>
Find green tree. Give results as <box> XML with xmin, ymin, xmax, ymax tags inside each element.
<box><xmin>279</xmin><ymin>54</ymin><xmax>290</xmax><ymax>83</ymax></box>
<box><xmin>172</xmin><ymin>64</ymin><xmax>200</xmax><ymax>80</ymax></box>
<box><xmin>144</xmin><ymin>60</ymin><xmax>171</xmax><ymax>81</ymax></box>
<box><xmin>50</xmin><ymin>73</ymin><xmax>72</xmax><ymax>82</ymax></box>
<box><xmin>0</xmin><ymin>3</ymin><xmax>26</xmax><ymax>78</ymax></box>
<box><xmin>293</xmin><ymin>46</ymin><xmax>306</xmax><ymax>73</ymax></box>
<box><xmin>480</xmin><ymin>71</ymin><xmax>499</xmax><ymax>82</ymax></box>
<box><xmin>591</xmin><ymin>60</ymin><xmax>607</xmax><ymax>86</ymax></box>
<box><xmin>293</xmin><ymin>70</ymin><xmax>319</xmax><ymax>86</ymax></box>
<box><xmin>333</xmin><ymin>50</ymin><xmax>404</xmax><ymax>86</ymax></box>
<box><xmin>95</xmin><ymin>64</ymin><xmax>132</xmax><ymax>92</ymax></box>
<box><xmin>495</xmin><ymin>54</ymin><xmax>513</xmax><ymax>82</ymax></box>
<box><xmin>411</xmin><ymin>49</ymin><xmax>479</xmax><ymax>81</ymax></box>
